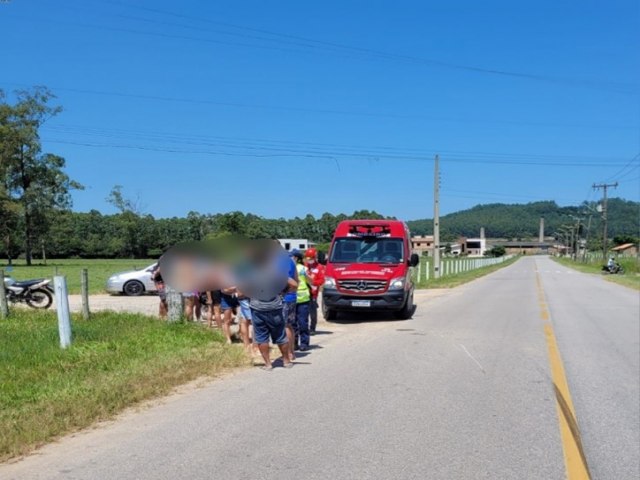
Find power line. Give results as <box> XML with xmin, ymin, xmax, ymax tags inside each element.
<box><xmin>604</xmin><ymin>153</ymin><xmax>640</xmax><ymax>182</ymax></box>
<box><xmin>41</xmin><ymin>136</ymin><xmax>634</xmax><ymax>168</ymax></box>
<box><xmin>8</xmin><ymin>3</ymin><xmax>637</xmax><ymax>95</ymax></box>
<box><xmin>3</xmin><ymin>82</ymin><xmax>635</xmax><ymax>131</ymax></box>
<box><xmin>443</xmin><ymin>188</ymin><xmax>586</xmax><ymax>204</ymax></box>
<box><xmin>39</xmin><ymin>123</ymin><xmax>634</xmax><ymax>164</ymax></box>
<box><xmin>618</xmin><ymin>175</ymin><xmax>640</xmax><ymax>184</ymax></box>
<box><xmin>93</xmin><ymin>0</ymin><xmax>639</xmax><ymax>94</ymax></box>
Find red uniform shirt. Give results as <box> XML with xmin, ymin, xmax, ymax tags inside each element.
<box><xmin>306</xmin><ymin>262</ymin><xmax>325</xmax><ymax>299</ymax></box>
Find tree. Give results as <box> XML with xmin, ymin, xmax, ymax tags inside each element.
<box><xmin>106</xmin><ymin>185</ymin><xmax>143</xmax><ymax>214</ymax></box>
<box><xmin>106</xmin><ymin>185</ymin><xmax>154</xmax><ymax>258</ymax></box>
<box><xmin>612</xmin><ymin>235</ymin><xmax>638</xmax><ymax>246</ymax></box>
<box><xmin>0</xmin><ymin>180</ymin><xmax>21</xmax><ymax>264</ymax></box>
<box><xmin>0</xmin><ymin>87</ymin><xmax>83</xmax><ymax>265</ymax></box>
<box><xmin>485</xmin><ymin>245</ymin><xmax>506</xmax><ymax>257</ymax></box>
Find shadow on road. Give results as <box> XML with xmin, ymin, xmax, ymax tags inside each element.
<box><xmin>327</xmin><ymin>305</ymin><xmax>418</xmax><ymax>324</ymax></box>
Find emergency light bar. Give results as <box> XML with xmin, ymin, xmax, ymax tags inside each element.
<box><xmin>347</xmin><ymin>224</ymin><xmax>392</xmax><ymax>237</ymax></box>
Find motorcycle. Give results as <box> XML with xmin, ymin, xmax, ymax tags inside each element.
<box><xmin>3</xmin><ymin>276</ymin><xmax>55</xmax><ymax>309</ymax></box>
<box><xmin>601</xmin><ymin>263</ymin><xmax>625</xmax><ymax>275</ymax></box>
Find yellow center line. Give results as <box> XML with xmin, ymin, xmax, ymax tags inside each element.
<box><xmin>535</xmin><ymin>270</ymin><xmax>591</xmax><ymax>480</ymax></box>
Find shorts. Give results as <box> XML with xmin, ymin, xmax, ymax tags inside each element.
<box><xmin>238</xmin><ymin>298</ymin><xmax>252</xmax><ymax>321</ymax></box>
<box><xmin>221</xmin><ymin>293</ymin><xmax>239</xmax><ymax>311</ymax></box>
<box><xmin>251</xmin><ymin>308</ymin><xmax>287</xmax><ymax>345</ymax></box>
<box><xmin>201</xmin><ymin>290</ymin><xmax>221</xmax><ymax>306</ymax></box>
<box><xmin>211</xmin><ymin>290</ymin><xmax>222</xmax><ymax>305</ymax></box>
<box><xmin>283</xmin><ymin>299</ymin><xmax>297</xmax><ymax>327</ymax></box>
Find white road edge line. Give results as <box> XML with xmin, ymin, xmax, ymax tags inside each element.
<box><xmin>459</xmin><ymin>344</ymin><xmax>486</xmax><ymax>374</ymax></box>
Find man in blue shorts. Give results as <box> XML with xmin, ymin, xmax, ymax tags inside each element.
<box><xmin>243</xmin><ymin>243</ymin><xmax>297</xmax><ymax>370</ymax></box>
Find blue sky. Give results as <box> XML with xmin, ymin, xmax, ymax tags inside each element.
<box><xmin>1</xmin><ymin>0</ymin><xmax>639</xmax><ymax>220</ymax></box>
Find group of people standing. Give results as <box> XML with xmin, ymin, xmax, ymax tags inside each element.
<box><xmin>152</xmin><ymin>246</ymin><xmax>325</xmax><ymax>371</ymax></box>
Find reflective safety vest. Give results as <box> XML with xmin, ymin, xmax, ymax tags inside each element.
<box><xmin>296</xmin><ymin>263</ymin><xmax>311</xmax><ymax>303</ymax></box>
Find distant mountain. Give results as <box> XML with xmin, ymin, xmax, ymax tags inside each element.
<box><xmin>407</xmin><ymin>198</ymin><xmax>640</xmax><ymax>242</ymax></box>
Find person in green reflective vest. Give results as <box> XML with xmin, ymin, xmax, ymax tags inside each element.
<box><xmin>292</xmin><ymin>250</ymin><xmax>312</xmax><ymax>351</ymax></box>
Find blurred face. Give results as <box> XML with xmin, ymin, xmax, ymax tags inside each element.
<box><xmin>305</xmin><ymin>256</ymin><xmax>316</xmax><ymax>266</ymax></box>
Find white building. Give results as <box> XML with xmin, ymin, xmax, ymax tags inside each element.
<box><xmin>278</xmin><ymin>239</ymin><xmax>312</xmax><ymax>252</ymax></box>
<box><xmin>465</xmin><ymin>238</ymin><xmax>487</xmax><ymax>257</ymax></box>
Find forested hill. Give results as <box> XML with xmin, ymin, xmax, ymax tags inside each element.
<box><xmin>407</xmin><ymin>198</ymin><xmax>639</xmax><ymax>241</ymax></box>
<box><xmin>1</xmin><ymin>200</ymin><xmax>637</xmax><ymax>260</ymax></box>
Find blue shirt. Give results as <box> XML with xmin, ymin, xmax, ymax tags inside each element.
<box><xmin>280</xmin><ymin>254</ymin><xmax>297</xmax><ymax>303</ymax></box>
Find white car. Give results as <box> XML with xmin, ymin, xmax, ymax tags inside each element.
<box><xmin>106</xmin><ymin>263</ymin><xmax>158</xmax><ymax>296</ymax></box>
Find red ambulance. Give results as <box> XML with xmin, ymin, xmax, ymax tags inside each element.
<box><xmin>320</xmin><ymin>220</ymin><xmax>419</xmax><ymax>320</ymax></box>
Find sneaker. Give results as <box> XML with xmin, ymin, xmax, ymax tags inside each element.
<box><xmin>309</xmin><ymin>330</ymin><xmax>317</xmax><ymax>336</ymax></box>
<box><xmin>299</xmin><ymin>345</ymin><xmax>310</xmax><ymax>352</ymax></box>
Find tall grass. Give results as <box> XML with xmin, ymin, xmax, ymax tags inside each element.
<box><xmin>0</xmin><ymin>310</ymin><xmax>249</xmax><ymax>461</ymax></box>
<box><xmin>552</xmin><ymin>256</ymin><xmax>640</xmax><ymax>290</ymax></box>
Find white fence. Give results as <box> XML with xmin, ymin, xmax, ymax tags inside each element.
<box><xmin>415</xmin><ymin>254</ymin><xmax>516</xmax><ymax>282</ymax></box>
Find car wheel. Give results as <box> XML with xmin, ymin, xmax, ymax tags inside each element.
<box><xmin>322</xmin><ymin>302</ymin><xmax>337</xmax><ymax>321</ymax></box>
<box><xmin>123</xmin><ymin>280</ymin><xmax>145</xmax><ymax>296</ymax></box>
<box><xmin>395</xmin><ymin>291</ymin><xmax>414</xmax><ymax>320</ymax></box>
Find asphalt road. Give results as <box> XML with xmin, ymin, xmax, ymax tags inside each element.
<box><xmin>2</xmin><ymin>256</ymin><xmax>638</xmax><ymax>479</ymax></box>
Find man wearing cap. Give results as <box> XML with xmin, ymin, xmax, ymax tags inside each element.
<box><xmin>304</xmin><ymin>247</ymin><xmax>325</xmax><ymax>335</ymax></box>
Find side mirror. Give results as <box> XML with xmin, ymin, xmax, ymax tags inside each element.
<box><xmin>318</xmin><ymin>251</ymin><xmax>327</xmax><ymax>265</ymax></box>
<box><xmin>409</xmin><ymin>253</ymin><xmax>419</xmax><ymax>267</ymax></box>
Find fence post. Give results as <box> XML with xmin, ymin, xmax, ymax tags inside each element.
<box><xmin>81</xmin><ymin>268</ymin><xmax>90</xmax><ymax>320</ymax></box>
<box><xmin>0</xmin><ymin>269</ymin><xmax>9</xmax><ymax>319</ymax></box>
<box><xmin>54</xmin><ymin>276</ymin><xmax>72</xmax><ymax>348</ymax></box>
<box><xmin>426</xmin><ymin>261</ymin><xmax>430</xmax><ymax>281</ymax></box>
<box><xmin>166</xmin><ymin>285</ymin><xmax>184</xmax><ymax>322</ymax></box>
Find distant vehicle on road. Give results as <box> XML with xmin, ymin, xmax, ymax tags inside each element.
<box><xmin>106</xmin><ymin>264</ymin><xmax>157</xmax><ymax>296</ymax></box>
<box><xmin>321</xmin><ymin>220</ymin><xmax>419</xmax><ymax>320</ymax></box>
<box><xmin>602</xmin><ymin>262</ymin><xmax>625</xmax><ymax>275</ymax></box>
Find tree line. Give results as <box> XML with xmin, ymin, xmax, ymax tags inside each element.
<box><xmin>2</xmin><ymin>199</ymin><xmax>635</xmax><ymax>262</ymax></box>
<box><xmin>2</xmin><ymin>87</ymin><xmax>637</xmax><ymax>263</ymax></box>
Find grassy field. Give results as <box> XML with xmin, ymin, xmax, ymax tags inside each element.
<box><xmin>552</xmin><ymin>256</ymin><xmax>640</xmax><ymax>290</ymax></box>
<box><xmin>0</xmin><ymin>310</ymin><xmax>249</xmax><ymax>461</ymax></box>
<box><xmin>415</xmin><ymin>255</ymin><xmax>520</xmax><ymax>289</ymax></box>
<box><xmin>1</xmin><ymin>259</ymin><xmax>156</xmax><ymax>295</ymax></box>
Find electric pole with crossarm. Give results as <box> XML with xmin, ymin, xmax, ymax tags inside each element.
<box><xmin>433</xmin><ymin>155</ymin><xmax>441</xmax><ymax>279</ymax></box>
<box><xmin>592</xmin><ymin>182</ymin><xmax>618</xmax><ymax>261</ymax></box>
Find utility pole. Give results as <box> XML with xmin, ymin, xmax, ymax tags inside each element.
<box><xmin>559</xmin><ymin>226</ymin><xmax>571</xmax><ymax>257</ymax></box>
<box><xmin>593</xmin><ymin>182</ymin><xmax>618</xmax><ymax>261</ymax></box>
<box><xmin>433</xmin><ymin>155</ymin><xmax>441</xmax><ymax>279</ymax></box>
<box><xmin>569</xmin><ymin>226</ymin><xmax>575</xmax><ymax>259</ymax></box>
<box><xmin>573</xmin><ymin>217</ymin><xmax>582</xmax><ymax>261</ymax></box>
<box><xmin>582</xmin><ymin>214</ymin><xmax>592</xmax><ymax>263</ymax></box>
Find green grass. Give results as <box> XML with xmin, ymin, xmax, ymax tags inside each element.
<box><xmin>0</xmin><ymin>310</ymin><xmax>249</xmax><ymax>461</ymax></box>
<box><xmin>415</xmin><ymin>255</ymin><xmax>520</xmax><ymax>289</ymax></box>
<box><xmin>0</xmin><ymin>259</ymin><xmax>156</xmax><ymax>294</ymax></box>
<box><xmin>551</xmin><ymin>256</ymin><xmax>640</xmax><ymax>290</ymax></box>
